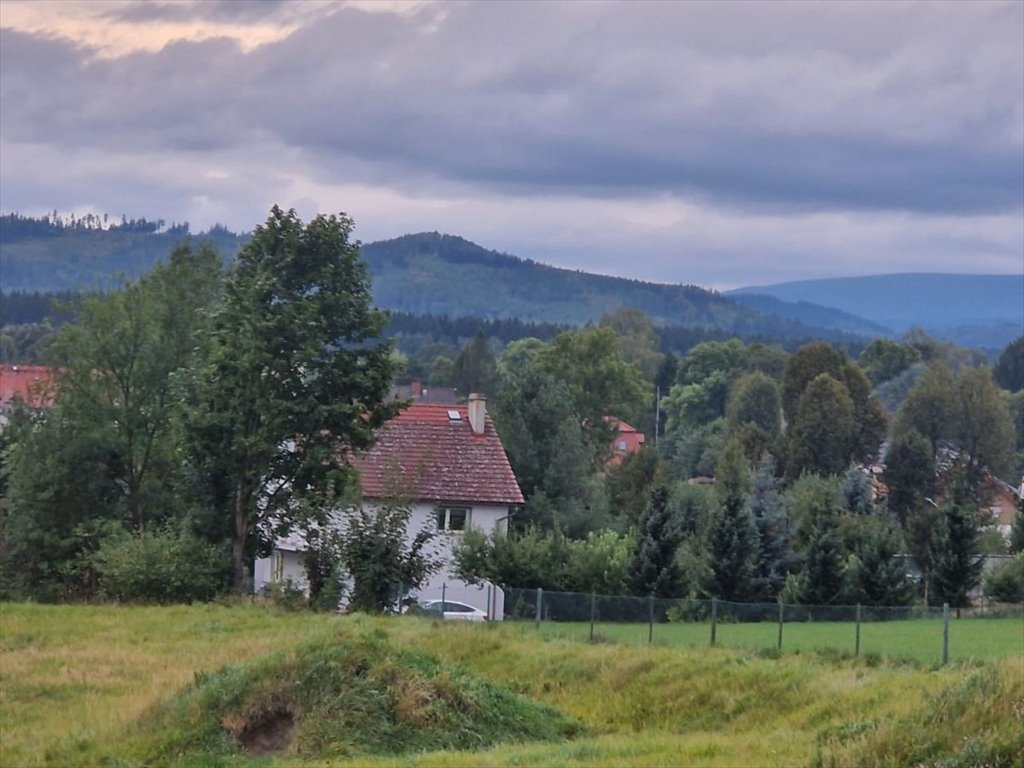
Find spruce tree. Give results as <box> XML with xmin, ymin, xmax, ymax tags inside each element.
<box><xmin>704</xmin><ymin>441</ymin><xmax>759</xmax><ymax>601</ymax></box>
<box><xmin>800</xmin><ymin>508</ymin><xmax>844</xmax><ymax>605</ymax></box>
<box><xmin>747</xmin><ymin>455</ymin><xmax>795</xmax><ymax>599</ymax></box>
<box><xmin>627</xmin><ymin>485</ymin><xmax>684</xmax><ymax>597</ymax></box>
<box><xmin>931</xmin><ymin>501</ymin><xmax>984</xmax><ymax>609</ymax></box>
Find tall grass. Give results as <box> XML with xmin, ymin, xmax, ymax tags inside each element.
<box><xmin>2</xmin><ymin>604</ymin><xmax>1021</xmax><ymax>767</ymax></box>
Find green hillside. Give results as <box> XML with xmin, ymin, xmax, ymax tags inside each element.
<box><xmin>1</xmin><ymin>216</ymin><xmax>862</xmax><ymax>341</ymax></box>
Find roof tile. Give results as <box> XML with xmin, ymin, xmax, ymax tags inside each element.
<box><xmin>354</xmin><ymin>403</ymin><xmax>524</xmax><ymax>505</ymax></box>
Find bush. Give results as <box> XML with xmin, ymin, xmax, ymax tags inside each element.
<box><xmin>983</xmin><ymin>554</ymin><xmax>1024</xmax><ymax>603</ymax></box>
<box><xmin>270</xmin><ymin>579</ymin><xmax>307</xmax><ymax>611</ymax></box>
<box><xmin>92</xmin><ymin>524</ymin><xmax>228</xmax><ymax>604</ymax></box>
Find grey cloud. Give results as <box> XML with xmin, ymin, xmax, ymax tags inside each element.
<box><xmin>1</xmin><ymin>1</ymin><xmax>1022</xmax><ymax>224</ymax></box>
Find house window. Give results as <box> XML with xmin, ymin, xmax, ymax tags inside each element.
<box><xmin>618</xmin><ymin>440</ymin><xmax>627</xmax><ymax>451</ymax></box>
<box><xmin>273</xmin><ymin>551</ymin><xmax>284</xmax><ymax>581</ymax></box>
<box><xmin>436</xmin><ymin>506</ymin><xmax>470</xmax><ymax>532</ymax></box>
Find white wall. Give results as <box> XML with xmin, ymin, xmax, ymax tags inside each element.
<box><xmin>253</xmin><ymin>500</ymin><xmax>510</xmax><ymax>618</ymax></box>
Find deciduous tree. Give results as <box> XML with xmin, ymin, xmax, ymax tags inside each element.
<box><xmin>182</xmin><ymin>207</ymin><xmax>400</xmax><ymax>591</ymax></box>
<box><xmin>787</xmin><ymin>374</ymin><xmax>855</xmax><ymax>479</ymax></box>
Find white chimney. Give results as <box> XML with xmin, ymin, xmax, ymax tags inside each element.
<box><xmin>468</xmin><ymin>393</ymin><xmax>486</xmax><ymax>435</ymax></box>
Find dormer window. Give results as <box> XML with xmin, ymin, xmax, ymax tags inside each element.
<box><xmin>436</xmin><ymin>505</ymin><xmax>470</xmax><ymax>532</ymax></box>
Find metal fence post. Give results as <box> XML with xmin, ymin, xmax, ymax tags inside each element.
<box><xmin>942</xmin><ymin>603</ymin><xmax>950</xmax><ymax>665</ymax></box>
<box><xmin>589</xmin><ymin>592</ymin><xmax>597</xmax><ymax>643</ymax></box>
<box><xmin>855</xmin><ymin>604</ymin><xmax>862</xmax><ymax>657</ymax></box>
<box><xmin>648</xmin><ymin>594</ymin><xmax>654</xmax><ymax>645</ymax></box>
<box><xmin>535</xmin><ymin>587</ymin><xmax>543</xmax><ymax>630</ymax></box>
<box><xmin>777</xmin><ymin>601</ymin><xmax>784</xmax><ymax>651</ymax></box>
<box><xmin>441</xmin><ymin>582</ymin><xmax>446</xmax><ymax>608</ymax></box>
<box><xmin>710</xmin><ymin>598</ymin><xmax>718</xmax><ymax>647</ymax></box>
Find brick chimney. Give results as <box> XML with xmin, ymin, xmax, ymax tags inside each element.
<box><xmin>468</xmin><ymin>393</ymin><xmax>486</xmax><ymax>435</ymax></box>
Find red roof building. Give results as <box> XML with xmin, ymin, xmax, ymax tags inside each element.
<box><xmin>354</xmin><ymin>397</ymin><xmax>524</xmax><ymax>506</ymax></box>
<box><xmin>608</xmin><ymin>418</ymin><xmax>646</xmax><ymax>466</ymax></box>
<box><xmin>0</xmin><ymin>364</ymin><xmax>59</xmax><ymax>420</ymax></box>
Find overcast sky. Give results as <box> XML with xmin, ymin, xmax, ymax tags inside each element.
<box><xmin>1</xmin><ymin>0</ymin><xmax>1021</xmax><ymax>289</ymax></box>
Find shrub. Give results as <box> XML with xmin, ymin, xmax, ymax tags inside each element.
<box><xmin>983</xmin><ymin>554</ymin><xmax>1024</xmax><ymax>603</ymax></box>
<box><xmin>92</xmin><ymin>524</ymin><xmax>228</xmax><ymax>604</ymax></box>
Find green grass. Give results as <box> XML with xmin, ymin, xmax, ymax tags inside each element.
<box><xmin>533</xmin><ymin>615</ymin><xmax>1024</xmax><ymax>664</ymax></box>
<box><xmin>2</xmin><ymin>603</ymin><xmax>1022</xmax><ymax>767</ymax></box>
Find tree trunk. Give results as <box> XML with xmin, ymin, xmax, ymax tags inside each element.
<box><xmin>232</xmin><ymin>487</ymin><xmax>250</xmax><ymax>593</ymax></box>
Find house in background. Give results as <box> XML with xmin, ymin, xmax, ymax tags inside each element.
<box><xmin>0</xmin><ymin>363</ymin><xmax>59</xmax><ymax>428</ymax></box>
<box><xmin>607</xmin><ymin>417</ymin><xmax>645</xmax><ymax>466</ymax></box>
<box><xmin>254</xmin><ymin>394</ymin><xmax>523</xmax><ymax>618</ymax></box>
<box><xmin>984</xmin><ymin>476</ymin><xmax>1022</xmax><ymax>541</ymax></box>
<box><xmin>390</xmin><ymin>380</ymin><xmax>458</xmax><ymax>404</ymax></box>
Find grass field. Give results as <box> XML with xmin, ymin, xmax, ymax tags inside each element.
<box><xmin>534</xmin><ymin>615</ymin><xmax>1024</xmax><ymax>664</ymax></box>
<box><xmin>1</xmin><ymin>603</ymin><xmax>1022</xmax><ymax>767</ymax></box>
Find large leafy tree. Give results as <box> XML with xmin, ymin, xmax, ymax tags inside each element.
<box><xmin>781</xmin><ymin>342</ymin><xmax>846</xmax><ymax>425</ymax></box>
<box><xmin>533</xmin><ymin>326</ymin><xmax>650</xmax><ymax>464</ymax></box>
<box><xmin>725</xmin><ymin>371</ymin><xmax>781</xmax><ymax>438</ymax></box>
<box><xmin>954</xmin><ymin>366</ymin><xmax>1015</xmax><ymax>486</ymax></box>
<box><xmin>2</xmin><ymin>245</ymin><xmax>222</xmax><ymax>597</ymax></box>
<box><xmin>884</xmin><ymin>429</ymin><xmax>936</xmax><ymax>526</ymax></box>
<box><xmin>858</xmin><ymin>339</ymin><xmax>921</xmax><ymax>386</ymax></box>
<box><xmin>492</xmin><ymin>367</ymin><xmax>592</xmax><ymax>532</ymax></box>
<box><xmin>896</xmin><ymin>362</ymin><xmax>959</xmax><ymax>448</ymax></box>
<box><xmin>786</xmin><ymin>373</ymin><xmax>855</xmax><ymax>479</ymax></box>
<box><xmin>599</xmin><ymin>307</ymin><xmax>662</xmax><ymax>383</ymax></box>
<box><xmin>182</xmin><ymin>207</ymin><xmax>400</xmax><ymax>591</ymax></box>
<box><xmin>50</xmin><ymin>244</ymin><xmax>223</xmax><ymax>531</ymax></box>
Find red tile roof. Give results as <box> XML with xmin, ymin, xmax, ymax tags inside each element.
<box><xmin>355</xmin><ymin>403</ymin><xmax>524</xmax><ymax>505</ymax></box>
<box><xmin>0</xmin><ymin>364</ymin><xmax>59</xmax><ymax>408</ymax></box>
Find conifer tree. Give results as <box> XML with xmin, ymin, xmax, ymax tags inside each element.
<box><xmin>627</xmin><ymin>485</ymin><xmax>684</xmax><ymax>597</ymax></box>
<box><xmin>704</xmin><ymin>441</ymin><xmax>760</xmax><ymax>601</ymax></box>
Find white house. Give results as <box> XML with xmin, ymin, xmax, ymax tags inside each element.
<box><xmin>254</xmin><ymin>394</ymin><xmax>523</xmax><ymax>618</ymax></box>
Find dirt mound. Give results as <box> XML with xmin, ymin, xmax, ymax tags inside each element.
<box><xmin>136</xmin><ymin>628</ymin><xmax>579</xmax><ymax>764</ymax></box>
<box><xmin>223</xmin><ymin>706</ymin><xmax>298</xmax><ymax>756</ymax></box>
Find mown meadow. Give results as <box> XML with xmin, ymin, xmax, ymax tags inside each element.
<box><xmin>1</xmin><ymin>603</ymin><xmax>1021</xmax><ymax>767</ymax></box>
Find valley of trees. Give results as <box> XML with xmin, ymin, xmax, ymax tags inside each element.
<box><xmin>1</xmin><ymin>209</ymin><xmax>1022</xmax><ymax>610</ymax></box>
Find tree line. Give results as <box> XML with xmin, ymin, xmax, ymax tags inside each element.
<box><xmin>1</xmin><ymin>207</ymin><xmax>399</xmax><ymax>601</ymax></box>
<box><xmin>443</xmin><ymin>319</ymin><xmax>1023</xmax><ymax>608</ymax></box>
<box><xmin>1</xmin><ymin>208</ymin><xmax>1021</xmax><ymax>610</ymax></box>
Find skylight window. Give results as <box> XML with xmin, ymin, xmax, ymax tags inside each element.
<box><xmin>447</xmin><ymin>410</ymin><xmax>461</xmax><ymax>420</ymax></box>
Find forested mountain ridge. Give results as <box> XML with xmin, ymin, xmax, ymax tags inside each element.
<box><xmin>0</xmin><ymin>214</ymin><xmax>245</xmax><ymax>291</ymax></box>
<box><xmin>360</xmin><ymin>232</ymin><xmax>836</xmax><ymax>336</ymax></box>
<box><xmin>1</xmin><ymin>215</ymin><xmax>863</xmax><ymax>341</ymax></box>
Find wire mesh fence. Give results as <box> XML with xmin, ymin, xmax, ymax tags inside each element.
<box><xmin>502</xmin><ymin>588</ymin><xmax>1024</xmax><ymax>665</ymax></box>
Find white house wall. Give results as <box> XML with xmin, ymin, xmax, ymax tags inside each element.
<box><xmin>253</xmin><ymin>501</ymin><xmax>510</xmax><ymax>619</ymax></box>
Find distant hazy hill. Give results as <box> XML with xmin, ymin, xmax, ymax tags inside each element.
<box><xmin>727</xmin><ymin>293</ymin><xmax>893</xmax><ymax>338</ymax></box>
<box><xmin>728</xmin><ymin>274</ymin><xmax>1024</xmax><ymax>349</ymax></box>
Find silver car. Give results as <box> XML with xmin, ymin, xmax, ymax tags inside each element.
<box><xmin>419</xmin><ymin>599</ymin><xmax>488</xmax><ymax>622</ymax></box>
